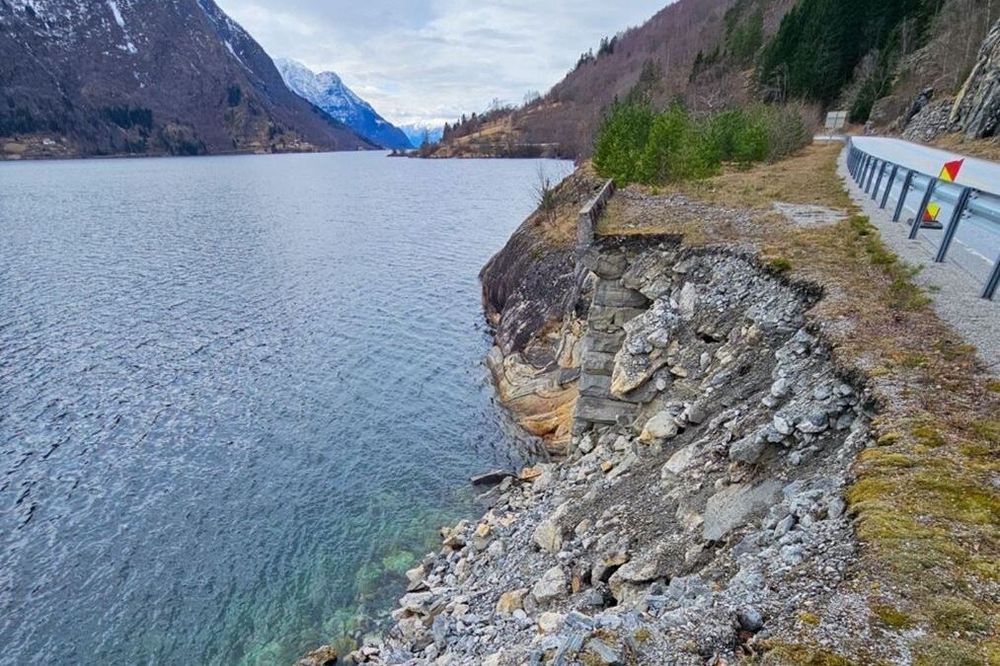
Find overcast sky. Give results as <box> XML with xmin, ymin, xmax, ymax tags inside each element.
<box><xmin>214</xmin><ymin>0</ymin><xmax>668</xmax><ymax>127</ymax></box>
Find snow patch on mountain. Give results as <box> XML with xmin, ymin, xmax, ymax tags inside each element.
<box><xmin>276</xmin><ymin>58</ymin><xmax>412</xmax><ymax>150</ymax></box>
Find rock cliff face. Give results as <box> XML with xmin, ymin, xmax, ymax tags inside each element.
<box><xmin>479</xmin><ymin>170</ymin><xmax>608</xmax><ymax>453</ymax></box>
<box><xmin>0</xmin><ymin>0</ymin><xmax>372</xmax><ymax>158</ymax></box>
<box><xmin>344</xmin><ymin>237</ymin><xmax>877</xmax><ymax>665</ymax></box>
<box><xmin>950</xmin><ymin>17</ymin><xmax>1000</xmax><ymax>139</ymax></box>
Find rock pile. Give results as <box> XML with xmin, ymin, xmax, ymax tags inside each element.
<box><xmin>343</xmin><ymin>247</ymin><xmax>878</xmax><ymax>665</ymax></box>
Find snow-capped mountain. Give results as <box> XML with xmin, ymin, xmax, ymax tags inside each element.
<box><xmin>276</xmin><ymin>59</ymin><xmax>412</xmax><ymax>151</ymax></box>
<box><xmin>399</xmin><ymin>124</ymin><xmax>445</xmax><ymax>148</ymax></box>
<box><xmin>0</xmin><ymin>0</ymin><xmax>371</xmax><ymax>158</ymax></box>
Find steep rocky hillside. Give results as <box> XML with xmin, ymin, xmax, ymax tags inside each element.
<box><xmin>424</xmin><ymin>0</ymin><xmax>797</xmax><ymax>159</ymax></box>
<box><xmin>0</xmin><ymin>0</ymin><xmax>372</xmax><ymax>159</ymax></box>
<box><xmin>426</xmin><ymin>0</ymin><xmax>998</xmax><ymax>159</ymax></box>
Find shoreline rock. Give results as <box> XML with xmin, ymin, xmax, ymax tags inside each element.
<box><xmin>345</xmin><ymin>237</ymin><xmax>884</xmax><ymax>665</ymax></box>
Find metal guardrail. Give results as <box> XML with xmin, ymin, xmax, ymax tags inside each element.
<box><xmin>847</xmin><ymin>140</ymin><xmax>1000</xmax><ymax>300</ymax></box>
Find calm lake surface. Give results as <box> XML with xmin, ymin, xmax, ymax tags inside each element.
<box><xmin>0</xmin><ymin>152</ymin><xmax>573</xmax><ymax>665</ymax></box>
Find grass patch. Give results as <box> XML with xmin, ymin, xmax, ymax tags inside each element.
<box><xmin>633</xmin><ymin>627</ymin><xmax>652</xmax><ymax>643</ymax></box>
<box><xmin>761</xmin><ymin>643</ymin><xmax>856</xmax><ymax>666</ymax></box>
<box><xmin>912</xmin><ymin>424</ymin><xmax>946</xmax><ymax>448</ymax></box>
<box><xmin>769</xmin><ymin>257</ymin><xmax>794</xmax><ymax>273</ymax></box>
<box><xmin>873</xmin><ymin>604</ymin><xmax>914</xmax><ymax>630</ymax></box>
<box><xmin>912</xmin><ymin>636</ymin><xmax>991</xmax><ymax>666</ymax></box>
<box><xmin>929</xmin><ymin>596</ymin><xmax>993</xmax><ymax>634</ymax></box>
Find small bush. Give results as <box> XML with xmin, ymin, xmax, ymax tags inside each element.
<box><xmin>594</xmin><ymin>102</ymin><xmax>809</xmax><ymax>186</ymax></box>
<box><xmin>593</xmin><ymin>101</ymin><xmax>656</xmax><ymax>186</ymax></box>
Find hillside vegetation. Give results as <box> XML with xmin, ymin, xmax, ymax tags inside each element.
<box><xmin>424</xmin><ymin>0</ymin><xmax>998</xmax><ymax>159</ymax></box>
<box><xmin>593</xmin><ymin>102</ymin><xmax>809</xmax><ymax>185</ymax></box>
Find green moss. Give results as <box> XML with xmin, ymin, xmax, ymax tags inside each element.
<box><xmin>912</xmin><ymin>425</ymin><xmax>946</xmax><ymax>448</ymax></box>
<box><xmin>970</xmin><ymin>420</ymin><xmax>999</xmax><ymax>444</ymax></box>
<box><xmin>858</xmin><ymin>449</ymin><xmax>916</xmax><ymax>468</ymax></box>
<box><xmin>912</xmin><ymin>637</ymin><xmax>986</xmax><ymax>666</ymax></box>
<box><xmin>914</xmin><ymin>471</ymin><xmax>1000</xmax><ymax>526</ymax></box>
<box><xmin>762</xmin><ymin>643</ymin><xmax>855</xmax><ymax>666</ymax></box>
<box><xmin>986</xmin><ymin>381</ymin><xmax>1000</xmax><ymax>394</ymax></box>
<box><xmin>873</xmin><ymin>603</ymin><xmax>914</xmax><ymax>629</ymax></box>
<box><xmin>897</xmin><ymin>353</ymin><xmax>930</xmax><ymax>369</ymax></box>
<box><xmin>929</xmin><ymin>596</ymin><xmax>992</xmax><ymax>633</ymax></box>
<box><xmin>876</xmin><ymin>431</ymin><xmax>902</xmax><ymax>446</ymax></box>
<box><xmin>799</xmin><ymin>611</ymin><xmax>821</xmax><ymax>626</ymax></box>
<box><xmin>633</xmin><ymin>627</ymin><xmax>652</xmax><ymax>643</ymax></box>
<box><xmin>769</xmin><ymin>257</ymin><xmax>793</xmax><ymax>273</ymax></box>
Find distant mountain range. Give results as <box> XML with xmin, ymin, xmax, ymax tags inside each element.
<box><xmin>276</xmin><ymin>59</ymin><xmax>412</xmax><ymax>150</ymax></box>
<box><xmin>399</xmin><ymin>124</ymin><xmax>445</xmax><ymax>148</ymax></box>
<box><xmin>0</xmin><ymin>0</ymin><xmax>373</xmax><ymax>159</ymax></box>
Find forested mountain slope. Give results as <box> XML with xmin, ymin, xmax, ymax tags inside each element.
<box><xmin>0</xmin><ymin>0</ymin><xmax>372</xmax><ymax>159</ymax></box>
<box><xmin>428</xmin><ymin>0</ymin><xmax>998</xmax><ymax>159</ymax></box>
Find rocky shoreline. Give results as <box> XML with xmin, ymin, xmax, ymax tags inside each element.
<box><xmin>302</xmin><ymin>180</ymin><xmax>901</xmax><ymax>665</ymax></box>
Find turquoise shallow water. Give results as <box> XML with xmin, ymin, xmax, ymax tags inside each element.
<box><xmin>0</xmin><ymin>152</ymin><xmax>573</xmax><ymax>665</ymax></box>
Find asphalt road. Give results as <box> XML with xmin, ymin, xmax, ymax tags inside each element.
<box><xmin>851</xmin><ymin>136</ymin><xmax>1000</xmax><ymax>285</ymax></box>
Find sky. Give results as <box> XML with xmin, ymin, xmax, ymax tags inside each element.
<box><xmin>214</xmin><ymin>0</ymin><xmax>669</xmax><ymax>127</ymax></box>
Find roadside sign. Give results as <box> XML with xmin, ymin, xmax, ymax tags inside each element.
<box><xmin>825</xmin><ymin>111</ymin><xmax>847</xmax><ymax>130</ymax></box>
<box><xmin>939</xmin><ymin>159</ymin><xmax>964</xmax><ymax>183</ymax></box>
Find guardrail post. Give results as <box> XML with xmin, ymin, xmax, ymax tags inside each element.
<box><xmin>983</xmin><ymin>255</ymin><xmax>1000</xmax><ymax>300</ymax></box>
<box><xmin>935</xmin><ymin>187</ymin><xmax>973</xmax><ymax>263</ymax></box>
<box><xmin>867</xmin><ymin>158</ymin><xmax>878</xmax><ymax>191</ymax></box>
<box><xmin>855</xmin><ymin>154</ymin><xmax>864</xmax><ymax>183</ymax></box>
<box><xmin>860</xmin><ymin>155</ymin><xmax>872</xmax><ymax>186</ymax></box>
<box><xmin>880</xmin><ymin>164</ymin><xmax>899</xmax><ymax>209</ymax></box>
<box><xmin>909</xmin><ymin>179</ymin><xmax>938</xmax><ymax>240</ymax></box>
<box><xmin>871</xmin><ymin>162</ymin><xmax>887</xmax><ymax>200</ymax></box>
<box><xmin>893</xmin><ymin>171</ymin><xmax>914</xmax><ymax>222</ymax></box>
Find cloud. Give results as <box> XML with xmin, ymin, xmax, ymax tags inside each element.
<box><xmin>215</xmin><ymin>0</ymin><xmax>668</xmax><ymax>125</ymax></box>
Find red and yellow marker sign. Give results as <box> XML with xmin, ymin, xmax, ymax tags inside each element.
<box><xmin>923</xmin><ymin>202</ymin><xmax>942</xmax><ymax>224</ymax></box>
<box><xmin>939</xmin><ymin>159</ymin><xmax>964</xmax><ymax>183</ymax></box>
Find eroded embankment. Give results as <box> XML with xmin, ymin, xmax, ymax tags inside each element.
<box><xmin>340</xmin><ymin>234</ymin><xmax>885</xmax><ymax>665</ymax></box>
<box><xmin>479</xmin><ymin>169</ymin><xmax>606</xmax><ymax>454</ymax></box>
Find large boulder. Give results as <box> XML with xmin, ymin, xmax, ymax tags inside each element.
<box><xmin>702</xmin><ymin>481</ymin><xmax>783</xmax><ymax>541</ymax></box>
<box><xmin>531</xmin><ymin>566</ymin><xmax>568</xmax><ymax>604</ymax></box>
<box><xmin>951</xmin><ymin>18</ymin><xmax>1000</xmax><ymax>138</ymax></box>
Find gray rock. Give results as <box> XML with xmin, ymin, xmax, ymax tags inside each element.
<box><xmin>583</xmin><ymin>638</ymin><xmax>623</xmax><ymax>665</ymax></box>
<box><xmin>737</xmin><ymin>607</ymin><xmax>764</xmax><ymax>632</ymax></box>
<box><xmin>773</xmin><ymin>414</ymin><xmax>794</xmax><ymax>435</ymax></box>
<box><xmin>703</xmin><ymin>480</ymin><xmax>783</xmax><ymax>541</ymax></box>
<box><xmin>639</xmin><ymin>411</ymin><xmax>680</xmax><ymax>443</ymax></box>
<box><xmin>797</xmin><ymin>412</ymin><xmax>829</xmax><ymax>434</ymax></box>
<box><xmin>533</xmin><ymin>517</ymin><xmax>564</xmax><ymax>554</ymax></box>
<box><xmin>531</xmin><ymin>565</ymin><xmax>567</xmax><ymax>604</ymax></box>
<box><xmin>729</xmin><ymin>434</ymin><xmax>767</xmax><ymax>464</ymax></box>
<box><xmin>662</xmin><ymin>444</ymin><xmax>696</xmax><ymax>477</ymax></box>
<box><xmin>951</xmin><ymin>18</ymin><xmax>1000</xmax><ymax>139</ymax></box>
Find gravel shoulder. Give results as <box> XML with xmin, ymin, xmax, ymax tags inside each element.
<box><xmin>837</xmin><ymin>147</ymin><xmax>1000</xmax><ymax>374</ymax></box>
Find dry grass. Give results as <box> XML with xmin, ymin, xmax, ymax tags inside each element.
<box><xmin>933</xmin><ymin>132</ymin><xmax>1000</xmax><ymax>163</ymax></box>
<box><xmin>601</xmin><ymin>140</ymin><xmax>1000</xmax><ymax>664</ymax></box>
<box><xmin>661</xmin><ymin>142</ymin><xmax>852</xmax><ymax>210</ymax></box>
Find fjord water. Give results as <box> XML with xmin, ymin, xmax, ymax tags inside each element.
<box><xmin>0</xmin><ymin>152</ymin><xmax>573</xmax><ymax>665</ymax></box>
